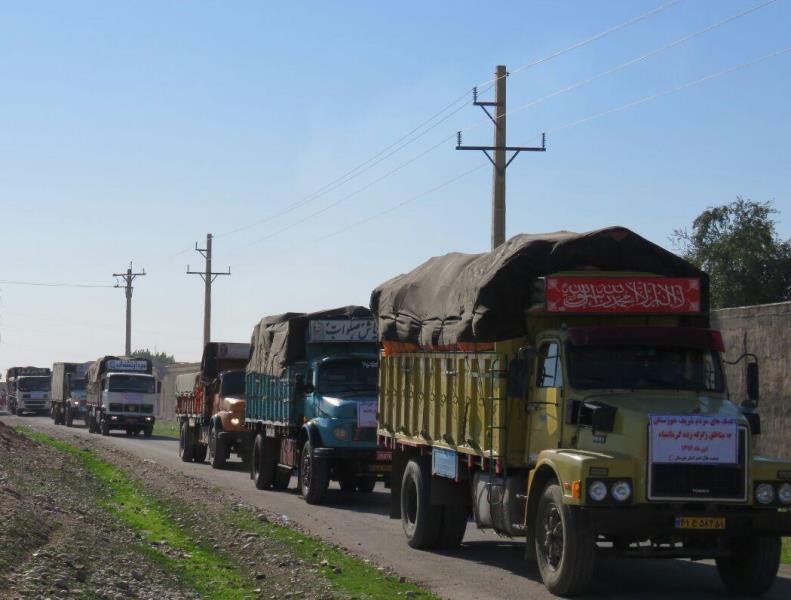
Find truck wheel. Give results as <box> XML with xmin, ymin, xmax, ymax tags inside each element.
<box><xmin>143</xmin><ymin>425</ymin><xmax>153</xmax><ymax>438</ymax></box>
<box><xmin>252</xmin><ymin>434</ymin><xmax>274</xmax><ymax>489</ymax></box>
<box><xmin>400</xmin><ymin>460</ymin><xmax>441</xmax><ymax>549</ymax></box>
<box><xmin>194</xmin><ymin>443</ymin><xmax>207</xmax><ymax>463</ymax></box>
<box><xmin>209</xmin><ymin>427</ymin><xmax>227</xmax><ymax>469</ymax></box>
<box><xmin>179</xmin><ymin>423</ymin><xmax>194</xmax><ymax>462</ymax></box>
<box><xmin>357</xmin><ymin>476</ymin><xmax>377</xmax><ymax>493</ymax></box>
<box><xmin>273</xmin><ymin>466</ymin><xmax>291</xmax><ymax>490</ymax></box>
<box><xmin>100</xmin><ymin>418</ymin><xmax>110</xmax><ymax>436</ymax></box>
<box><xmin>15</xmin><ymin>407</ymin><xmax>23</xmax><ymax>416</ymax></box>
<box><xmin>89</xmin><ymin>413</ymin><xmax>98</xmax><ymax>434</ymax></box>
<box><xmin>716</xmin><ymin>535</ymin><xmax>780</xmax><ymax>596</ymax></box>
<box><xmin>437</xmin><ymin>505</ymin><xmax>468</xmax><ymax>548</ymax></box>
<box><xmin>340</xmin><ymin>479</ymin><xmax>357</xmax><ymax>492</ymax></box>
<box><xmin>534</xmin><ymin>482</ymin><xmax>595</xmax><ymax>596</ymax></box>
<box><xmin>65</xmin><ymin>407</ymin><xmax>73</xmax><ymax>427</ymax></box>
<box><xmin>299</xmin><ymin>441</ymin><xmax>328</xmax><ymax>505</ymax></box>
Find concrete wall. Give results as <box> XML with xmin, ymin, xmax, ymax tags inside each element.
<box><xmin>712</xmin><ymin>302</ymin><xmax>791</xmax><ymax>460</ymax></box>
<box><xmin>156</xmin><ymin>362</ymin><xmax>200</xmax><ymax>419</ymax></box>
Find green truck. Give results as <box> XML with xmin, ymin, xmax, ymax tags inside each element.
<box><xmin>371</xmin><ymin>227</ymin><xmax>791</xmax><ymax>596</ymax></box>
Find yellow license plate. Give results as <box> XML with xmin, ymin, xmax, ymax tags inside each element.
<box><xmin>674</xmin><ymin>517</ymin><xmax>726</xmax><ymax>530</ymax></box>
<box><xmin>368</xmin><ymin>464</ymin><xmax>391</xmax><ymax>473</ymax></box>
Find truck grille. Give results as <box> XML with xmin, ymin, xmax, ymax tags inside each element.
<box><xmin>649</xmin><ymin>428</ymin><xmax>747</xmax><ymax>501</ymax></box>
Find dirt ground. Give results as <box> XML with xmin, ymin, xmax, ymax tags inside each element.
<box><xmin>0</xmin><ymin>421</ymin><xmax>355</xmax><ymax>599</ymax></box>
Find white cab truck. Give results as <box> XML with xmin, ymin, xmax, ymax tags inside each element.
<box><xmin>5</xmin><ymin>366</ymin><xmax>52</xmax><ymax>415</ymax></box>
<box><xmin>85</xmin><ymin>356</ymin><xmax>159</xmax><ymax>437</ymax></box>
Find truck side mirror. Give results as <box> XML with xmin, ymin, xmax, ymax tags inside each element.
<box><xmin>517</xmin><ymin>346</ymin><xmax>539</xmax><ymax>361</ymax></box>
<box><xmin>303</xmin><ymin>383</ymin><xmax>315</xmax><ymax>395</ymax></box>
<box><xmin>746</xmin><ymin>362</ymin><xmax>759</xmax><ymax>405</ymax></box>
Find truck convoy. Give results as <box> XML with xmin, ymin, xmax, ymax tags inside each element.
<box><xmin>5</xmin><ymin>366</ymin><xmax>51</xmax><ymax>415</ymax></box>
<box><xmin>176</xmin><ymin>342</ymin><xmax>252</xmax><ymax>468</ymax></box>
<box><xmin>85</xmin><ymin>356</ymin><xmax>158</xmax><ymax>437</ymax></box>
<box><xmin>246</xmin><ymin>306</ymin><xmax>391</xmax><ymax>504</ymax></box>
<box><xmin>51</xmin><ymin>361</ymin><xmax>92</xmax><ymax>426</ymax></box>
<box><xmin>371</xmin><ymin>227</ymin><xmax>791</xmax><ymax>596</ymax></box>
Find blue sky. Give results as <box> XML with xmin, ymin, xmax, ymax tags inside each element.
<box><xmin>1</xmin><ymin>0</ymin><xmax>789</xmax><ymax>368</ymax></box>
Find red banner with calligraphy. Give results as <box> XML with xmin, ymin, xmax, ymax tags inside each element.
<box><xmin>545</xmin><ymin>276</ymin><xmax>701</xmax><ymax>314</ymax></box>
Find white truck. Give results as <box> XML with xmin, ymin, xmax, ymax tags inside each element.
<box><xmin>5</xmin><ymin>366</ymin><xmax>51</xmax><ymax>415</ymax></box>
<box><xmin>85</xmin><ymin>356</ymin><xmax>159</xmax><ymax>437</ymax></box>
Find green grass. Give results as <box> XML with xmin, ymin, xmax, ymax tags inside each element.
<box><xmin>152</xmin><ymin>419</ymin><xmax>179</xmax><ymax>439</ymax></box>
<box><xmin>18</xmin><ymin>427</ymin><xmax>256</xmax><ymax>600</ymax></box>
<box><xmin>783</xmin><ymin>538</ymin><xmax>791</xmax><ymax>564</ymax></box>
<box><xmin>16</xmin><ymin>426</ymin><xmax>438</xmax><ymax>599</ymax></box>
<box><xmin>226</xmin><ymin>509</ymin><xmax>437</xmax><ymax>599</ymax></box>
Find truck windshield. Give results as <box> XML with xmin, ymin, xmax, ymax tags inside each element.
<box><xmin>317</xmin><ymin>359</ymin><xmax>378</xmax><ymax>395</ymax></box>
<box><xmin>71</xmin><ymin>379</ymin><xmax>87</xmax><ymax>392</ymax></box>
<box><xmin>18</xmin><ymin>377</ymin><xmax>51</xmax><ymax>391</ymax></box>
<box><xmin>568</xmin><ymin>345</ymin><xmax>725</xmax><ymax>392</ymax></box>
<box><xmin>221</xmin><ymin>371</ymin><xmax>245</xmax><ymax>397</ymax></box>
<box><xmin>108</xmin><ymin>375</ymin><xmax>155</xmax><ymax>394</ymax></box>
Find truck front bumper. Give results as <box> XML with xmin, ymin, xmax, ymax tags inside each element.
<box><xmin>585</xmin><ymin>506</ymin><xmax>791</xmax><ymax>537</ymax></box>
<box><xmin>106</xmin><ymin>414</ymin><xmax>156</xmax><ymax>427</ymax></box>
<box><xmin>312</xmin><ymin>447</ymin><xmax>392</xmax><ymax>473</ymax></box>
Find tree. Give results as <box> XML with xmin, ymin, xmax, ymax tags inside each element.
<box><xmin>673</xmin><ymin>197</ymin><xmax>791</xmax><ymax>309</ymax></box>
<box><xmin>131</xmin><ymin>349</ymin><xmax>175</xmax><ymax>373</ymax></box>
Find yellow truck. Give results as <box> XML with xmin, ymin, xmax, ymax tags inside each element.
<box><xmin>371</xmin><ymin>227</ymin><xmax>791</xmax><ymax>596</ymax></box>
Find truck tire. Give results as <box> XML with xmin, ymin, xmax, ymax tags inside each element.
<box><xmin>143</xmin><ymin>425</ymin><xmax>153</xmax><ymax>438</ymax></box>
<box><xmin>15</xmin><ymin>407</ymin><xmax>23</xmax><ymax>416</ymax></box>
<box><xmin>357</xmin><ymin>476</ymin><xmax>377</xmax><ymax>493</ymax></box>
<box><xmin>400</xmin><ymin>459</ymin><xmax>441</xmax><ymax>549</ymax></box>
<box><xmin>252</xmin><ymin>434</ymin><xmax>274</xmax><ymax>489</ymax></box>
<box><xmin>716</xmin><ymin>535</ymin><xmax>780</xmax><ymax>596</ymax></box>
<box><xmin>100</xmin><ymin>418</ymin><xmax>110</xmax><ymax>436</ymax></box>
<box><xmin>209</xmin><ymin>427</ymin><xmax>227</xmax><ymax>469</ymax></box>
<box><xmin>194</xmin><ymin>444</ymin><xmax>207</xmax><ymax>463</ymax></box>
<box><xmin>89</xmin><ymin>413</ymin><xmax>97</xmax><ymax>434</ymax></box>
<box><xmin>340</xmin><ymin>479</ymin><xmax>357</xmax><ymax>492</ymax></box>
<box><xmin>65</xmin><ymin>406</ymin><xmax>73</xmax><ymax>427</ymax></box>
<box><xmin>179</xmin><ymin>422</ymin><xmax>194</xmax><ymax>462</ymax></box>
<box><xmin>534</xmin><ymin>482</ymin><xmax>595</xmax><ymax>596</ymax></box>
<box><xmin>273</xmin><ymin>466</ymin><xmax>291</xmax><ymax>490</ymax></box>
<box><xmin>437</xmin><ymin>505</ymin><xmax>468</xmax><ymax>548</ymax></box>
<box><xmin>299</xmin><ymin>441</ymin><xmax>328</xmax><ymax>505</ymax></box>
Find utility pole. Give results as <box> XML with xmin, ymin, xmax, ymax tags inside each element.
<box><xmin>457</xmin><ymin>65</ymin><xmax>547</xmax><ymax>250</ymax></box>
<box><xmin>187</xmin><ymin>233</ymin><xmax>231</xmax><ymax>348</ymax></box>
<box><xmin>113</xmin><ymin>262</ymin><xmax>146</xmax><ymax>356</ymax></box>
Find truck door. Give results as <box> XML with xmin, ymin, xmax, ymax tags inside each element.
<box><xmin>527</xmin><ymin>340</ymin><xmax>564</xmax><ymax>460</ymax></box>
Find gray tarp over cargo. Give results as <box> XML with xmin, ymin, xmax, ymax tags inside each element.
<box><xmin>247</xmin><ymin>306</ymin><xmax>373</xmax><ymax>377</ymax></box>
<box><xmin>369</xmin><ymin>227</ymin><xmax>708</xmax><ymax>345</ymax></box>
<box><xmin>175</xmin><ymin>372</ymin><xmax>200</xmax><ymax>395</ymax></box>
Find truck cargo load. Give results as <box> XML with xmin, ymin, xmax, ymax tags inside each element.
<box><xmin>246</xmin><ymin>306</ymin><xmax>390</xmax><ymax>504</ymax></box>
<box><xmin>372</xmin><ymin>226</ymin><xmax>791</xmax><ymax>597</ymax></box>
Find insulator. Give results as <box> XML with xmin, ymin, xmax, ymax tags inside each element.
<box><xmin>472</xmin><ymin>87</ymin><xmax>478</xmax><ymax>102</ymax></box>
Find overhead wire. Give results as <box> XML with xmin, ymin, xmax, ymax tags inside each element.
<box><xmin>0</xmin><ymin>279</ymin><xmax>115</xmax><ymax>289</ymax></box>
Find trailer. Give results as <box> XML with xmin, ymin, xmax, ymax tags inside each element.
<box><xmin>176</xmin><ymin>342</ymin><xmax>253</xmax><ymax>468</ymax></box>
<box><xmin>5</xmin><ymin>366</ymin><xmax>51</xmax><ymax>416</ymax></box>
<box><xmin>85</xmin><ymin>356</ymin><xmax>158</xmax><ymax>437</ymax></box>
<box><xmin>246</xmin><ymin>306</ymin><xmax>391</xmax><ymax>504</ymax></box>
<box><xmin>371</xmin><ymin>227</ymin><xmax>791</xmax><ymax>596</ymax></box>
<box><xmin>51</xmin><ymin>361</ymin><xmax>92</xmax><ymax>427</ymax></box>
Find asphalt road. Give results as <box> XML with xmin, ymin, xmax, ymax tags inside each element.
<box><xmin>4</xmin><ymin>414</ymin><xmax>791</xmax><ymax>600</ymax></box>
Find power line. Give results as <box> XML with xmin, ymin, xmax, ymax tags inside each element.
<box><xmin>0</xmin><ymin>279</ymin><xmax>114</xmax><ymax>289</ymax></box>
<box><xmin>503</xmin><ymin>0</ymin><xmax>779</xmax><ymax>121</ymax></box>
<box><xmin>477</xmin><ymin>0</ymin><xmax>684</xmax><ymax>88</ymax></box>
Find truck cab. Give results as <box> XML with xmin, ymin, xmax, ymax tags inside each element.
<box><xmin>15</xmin><ymin>375</ymin><xmax>51</xmax><ymax>415</ymax></box>
<box><xmin>86</xmin><ymin>357</ymin><xmax>157</xmax><ymax>437</ymax></box>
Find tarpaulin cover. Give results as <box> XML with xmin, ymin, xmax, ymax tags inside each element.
<box><xmin>200</xmin><ymin>342</ymin><xmax>251</xmax><ymax>381</ymax></box>
<box><xmin>248</xmin><ymin>306</ymin><xmax>373</xmax><ymax>376</ymax></box>
<box><xmin>370</xmin><ymin>227</ymin><xmax>708</xmax><ymax>345</ymax></box>
<box><xmin>176</xmin><ymin>372</ymin><xmax>201</xmax><ymax>395</ymax></box>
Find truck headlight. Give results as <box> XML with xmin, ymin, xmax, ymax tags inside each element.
<box><xmin>755</xmin><ymin>482</ymin><xmax>775</xmax><ymax>505</ymax></box>
<box><xmin>588</xmin><ymin>480</ymin><xmax>608</xmax><ymax>502</ymax></box>
<box><xmin>230</xmin><ymin>417</ymin><xmax>240</xmax><ymax>426</ymax></box>
<box><xmin>777</xmin><ymin>483</ymin><xmax>791</xmax><ymax>505</ymax></box>
<box><xmin>611</xmin><ymin>480</ymin><xmax>632</xmax><ymax>502</ymax></box>
<box><xmin>332</xmin><ymin>426</ymin><xmax>349</xmax><ymax>441</ymax></box>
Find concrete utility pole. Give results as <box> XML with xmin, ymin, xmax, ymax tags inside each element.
<box><xmin>113</xmin><ymin>262</ymin><xmax>146</xmax><ymax>356</ymax></box>
<box><xmin>187</xmin><ymin>233</ymin><xmax>231</xmax><ymax>348</ymax></box>
<box><xmin>456</xmin><ymin>65</ymin><xmax>547</xmax><ymax>250</ymax></box>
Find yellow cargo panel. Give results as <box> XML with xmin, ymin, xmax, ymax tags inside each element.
<box><xmin>378</xmin><ymin>341</ymin><xmax>530</xmax><ymax>468</ymax></box>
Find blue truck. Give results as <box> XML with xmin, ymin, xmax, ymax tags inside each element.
<box><xmin>245</xmin><ymin>306</ymin><xmax>392</xmax><ymax>504</ymax></box>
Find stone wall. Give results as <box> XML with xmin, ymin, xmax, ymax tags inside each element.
<box><xmin>712</xmin><ymin>302</ymin><xmax>791</xmax><ymax>460</ymax></box>
<box><xmin>156</xmin><ymin>362</ymin><xmax>200</xmax><ymax>419</ymax></box>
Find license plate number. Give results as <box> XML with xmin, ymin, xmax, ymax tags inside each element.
<box><xmin>674</xmin><ymin>517</ymin><xmax>725</xmax><ymax>530</ymax></box>
<box><xmin>125</xmin><ymin>417</ymin><xmax>138</xmax><ymax>423</ymax></box>
<box><xmin>368</xmin><ymin>464</ymin><xmax>391</xmax><ymax>472</ymax></box>
<box><xmin>376</xmin><ymin>450</ymin><xmax>392</xmax><ymax>462</ymax></box>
